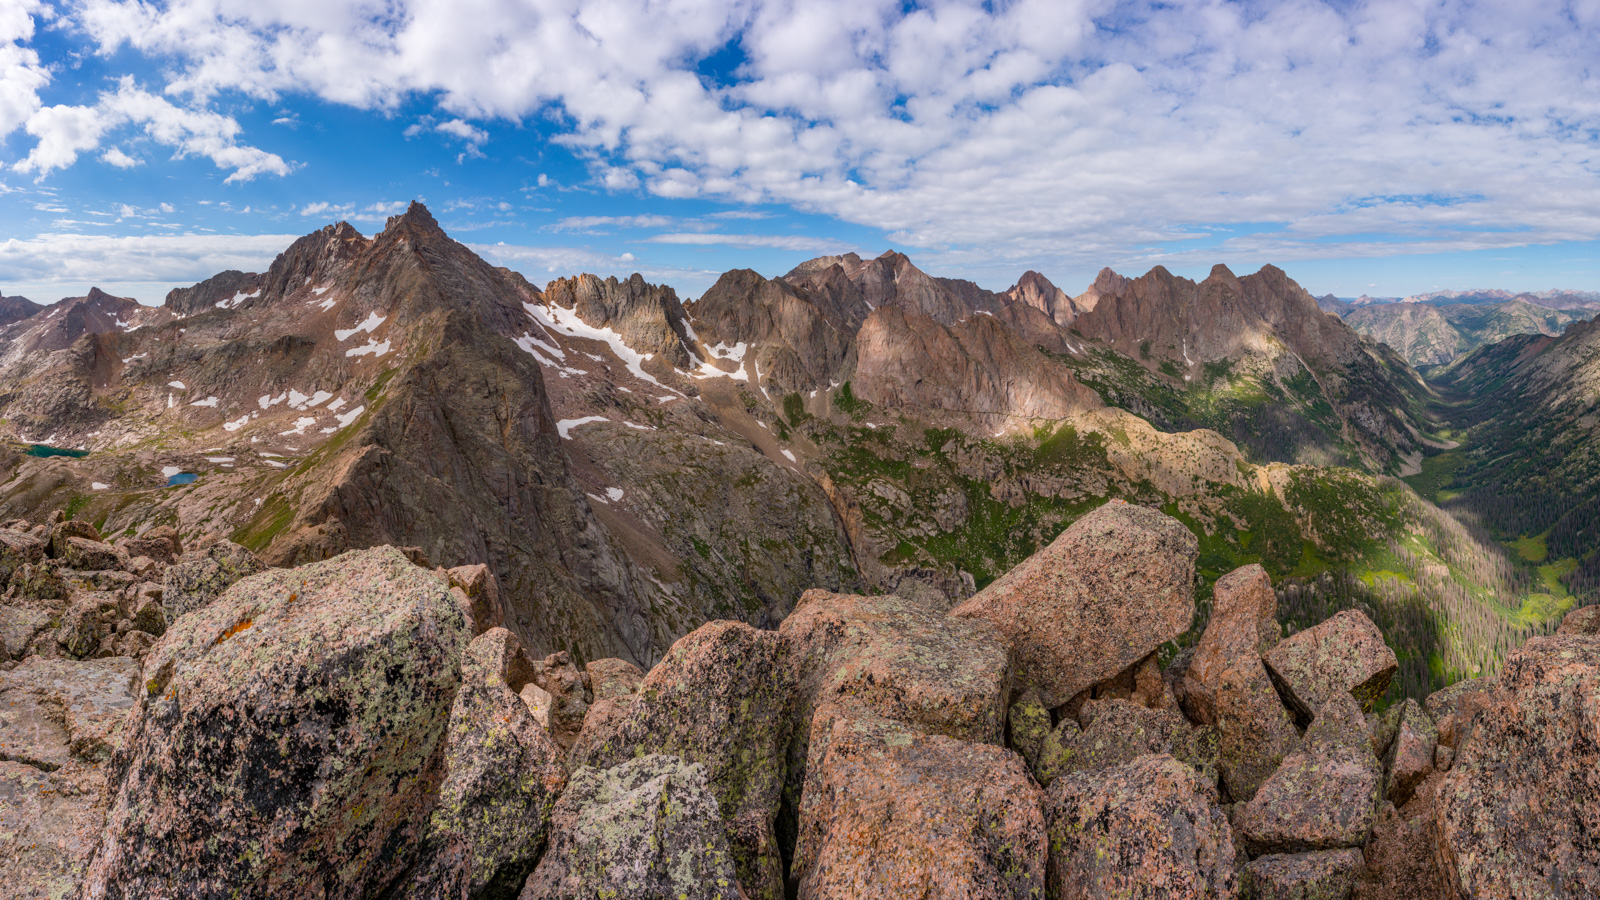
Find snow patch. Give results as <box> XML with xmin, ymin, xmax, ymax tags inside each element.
<box><xmin>280</xmin><ymin>417</ymin><xmax>317</xmax><ymax>436</ymax></box>
<box><xmin>623</xmin><ymin>421</ymin><xmax>655</xmax><ymax>431</ymax></box>
<box><xmin>335</xmin><ymin>405</ymin><xmax>366</xmax><ymax>428</ymax></box>
<box><xmin>326</xmin><ymin>398</ymin><xmax>347</xmax><ymax>413</ymax></box>
<box><xmin>781</xmin><ymin>449</ymin><xmax>797</xmax><ymax>462</ymax></box>
<box><xmin>160</xmin><ymin>466</ymin><xmax>181</xmax><ymax>478</ymax></box>
<box><xmin>606</xmin><ymin>487</ymin><xmax>625</xmax><ymax>501</ymax></box>
<box><xmin>91</xmin><ymin>482</ymin><xmax>109</xmax><ymax>491</ymax></box>
<box><xmin>526</xmin><ymin>301</ymin><xmax>683</xmax><ymax>396</ymax></box>
<box><xmin>191</xmin><ymin>396</ymin><xmax>220</xmax><ymax>408</ymax></box>
<box><xmin>335</xmin><ymin>312</ymin><xmax>386</xmax><ymax>341</ymax></box>
<box><xmin>168</xmin><ymin>380</ymin><xmax>186</xmax><ymax>389</ymax></box>
<box><xmin>223</xmin><ymin>414</ymin><xmax>251</xmax><ymax>432</ymax></box>
<box><xmin>346</xmin><ymin>338</ymin><xmax>392</xmax><ymax>358</ymax></box>
<box><xmin>264</xmin><ymin>459</ymin><xmax>288</xmax><ymax>469</ymax></box>
<box><xmin>216</xmin><ymin>289</ymin><xmax>258</xmax><ymax>310</ymax></box>
<box><xmin>557</xmin><ymin>416</ymin><xmax>609</xmax><ymax>439</ymax></box>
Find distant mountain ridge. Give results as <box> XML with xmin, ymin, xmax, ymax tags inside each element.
<box><xmin>0</xmin><ymin>206</ymin><xmax>1516</xmax><ymax>693</ymax></box>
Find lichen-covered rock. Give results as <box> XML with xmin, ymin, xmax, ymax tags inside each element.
<box><xmin>0</xmin><ymin>528</ymin><xmax>46</xmax><ymax>586</ymax></box>
<box><xmin>57</xmin><ymin>595</ymin><xmax>108</xmax><ymax>659</ymax></box>
<box><xmin>1237</xmin><ymin>692</ymin><xmax>1382</xmax><ymax>854</ymax></box>
<box><xmin>79</xmin><ymin>546</ymin><xmax>471</xmax><ymax>900</ymax></box>
<box><xmin>778</xmin><ymin>588</ymin><xmax>1012</xmax><ymax>862</ymax></box>
<box><xmin>0</xmin><ymin>759</ymin><xmax>107</xmax><ymax>900</ymax></box>
<box><xmin>1213</xmin><ymin>658</ymin><xmax>1301</xmax><ymax>803</ymax></box>
<box><xmin>11</xmin><ymin>560</ymin><xmax>66</xmax><ymax>601</ymax></box>
<box><xmin>571</xmin><ymin>620</ymin><xmax>795</xmax><ymax>900</ymax></box>
<box><xmin>951</xmin><ymin>501</ymin><xmax>1197</xmax><ymax>708</ymax></box>
<box><xmin>1182</xmin><ymin>563</ymin><xmax>1280</xmax><ymax>726</ymax></box>
<box><xmin>1007</xmin><ymin>689</ymin><xmax>1051</xmax><ymax>771</ymax></box>
<box><xmin>1263</xmin><ymin>610</ymin><xmax>1397</xmax><ymax>720</ymax></box>
<box><xmin>397</xmin><ymin>627</ymin><xmax>566</xmax><ymax>899</ymax></box>
<box><xmin>0</xmin><ymin>604</ymin><xmax>51</xmax><ymax>660</ymax></box>
<box><xmin>1352</xmin><ymin>773</ymin><xmax>1453</xmax><ymax>900</ymax></box>
<box><xmin>61</xmin><ymin>537</ymin><xmax>124</xmax><ymax>573</ymax></box>
<box><xmin>130</xmin><ymin>593</ymin><xmax>166</xmax><ymax>637</ymax></box>
<box><xmin>1423</xmin><ymin>676</ymin><xmax>1494</xmax><ymax>750</ymax></box>
<box><xmin>159</xmin><ymin>540</ymin><xmax>267</xmax><ymax>622</ymax></box>
<box><xmin>1434</xmin><ymin>635</ymin><xmax>1600</xmax><ymax>898</ymax></box>
<box><xmin>48</xmin><ymin>519</ymin><xmax>101</xmax><ymax>558</ymax></box>
<box><xmin>1556</xmin><ymin>604</ymin><xmax>1600</xmax><ymax>635</ymax></box>
<box><xmin>1244</xmin><ymin>849</ymin><xmax>1362</xmax><ymax>900</ymax></box>
<box><xmin>0</xmin><ymin>655</ymin><xmax>139</xmax><ymax>768</ymax></box>
<box><xmin>1033</xmin><ymin>698</ymin><xmax>1216</xmax><ymax>788</ymax></box>
<box><xmin>118</xmin><ymin>526</ymin><xmax>181</xmax><ymax>565</ymax></box>
<box><xmin>795</xmin><ymin>705</ymin><xmax>1047</xmax><ymax>899</ymax></box>
<box><xmin>1044</xmin><ymin>753</ymin><xmax>1236</xmax><ymax>899</ymax></box>
<box><xmin>585</xmin><ymin>656</ymin><xmax>645</xmax><ymax>700</ymax></box>
<box><xmin>519</xmin><ymin>754</ymin><xmax>743</xmax><ymax>900</ymax></box>
<box><xmin>533</xmin><ymin>651</ymin><xmax>590</xmax><ymax>750</ymax></box>
<box><xmin>1382</xmin><ymin>699</ymin><xmax>1435</xmax><ymax>807</ymax></box>
<box><xmin>445</xmin><ymin>563</ymin><xmax>503</xmax><ymax>635</ymax></box>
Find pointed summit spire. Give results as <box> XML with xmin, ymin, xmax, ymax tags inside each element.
<box><xmin>385</xmin><ymin>200</ymin><xmax>441</xmax><ymax>236</ymax></box>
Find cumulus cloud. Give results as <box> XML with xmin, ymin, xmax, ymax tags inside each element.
<box><xmin>300</xmin><ymin>200</ymin><xmax>411</xmax><ymax>221</ymax></box>
<box><xmin>0</xmin><ymin>230</ymin><xmax>298</xmax><ymax>302</ymax></box>
<box><xmin>12</xmin><ymin>77</ymin><xmax>290</xmax><ymax>182</ymax></box>
<box><xmin>0</xmin><ymin>1</ymin><xmax>48</xmax><ymax>138</ymax></box>
<box><xmin>647</xmin><ymin>232</ymin><xmax>858</xmax><ymax>254</ymax></box>
<box><xmin>100</xmin><ymin>146</ymin><xmax>140</xmax><ymax>168</ymax></box>
<box><xmin>23</xmin><ymin>0</ymin><xmax>1600</xmax><ymax>271</ymax></box>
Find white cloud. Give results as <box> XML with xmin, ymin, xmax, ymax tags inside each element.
<box><xmin>549</xmin><ymin>214</ymin><xmax>676</xmax><ymax>232</ymax></box>
<box><xmin>38</xmin><ymin>0</ymin><xmax>1600</xmax><ymax>270</ymax></box>
<box><xmin>100</xmin><ymin>146</ymin><xmax>140</xmax><ymax>168</ymax></box>
<box><xmin>436</xmin><ymin>118</ymin><xmax>488</xmax><ymax>145</ymax></box>
<box><xmin>647</xmin><ymin>232</ymin><xmax>858</xmax><ymax>253</ymax></box>
<box><xmin>0</xmin><ymin>231</ymin><xmax>298</xmax><ymax>303</ymax></box>
<box><xmin>0</xmin><ymin>1</ymin><xmax>47</xmax><ymax>139</ymax></box>
<box><xmin>12</xmin><ymin>77</ymin><xmax>289</xmax><ymax>182</ymax></box>
<box><xmin>300</xmin><ymin>200</ymin><xmax>410</xmax><ymax>221</ymax></box>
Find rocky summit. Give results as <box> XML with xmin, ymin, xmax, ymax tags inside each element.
<box><xmin>0</xmin><ymin>206</ymin><xmax>1595</xmax><ymax>898</ymax></box>
<box><xmin>0</xmin><ymin>494</ymin><xmax>1593</xmax><ymax>899</ymax></box>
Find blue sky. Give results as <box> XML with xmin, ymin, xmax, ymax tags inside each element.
<box><xmin>3</xmin><ymin>0</ymin><xmax>1599</xmax><ymax>305</ymax></box>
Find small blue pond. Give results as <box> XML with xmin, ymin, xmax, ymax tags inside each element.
<box><xmin>26</xmin><ymin>444</ymin><xmax>88</xmax><ymax>459</ymax></box>
<box><xmin>166</xmin><ymin>472</ymin><xmax>199</xmax><ymax>487</ymax></box>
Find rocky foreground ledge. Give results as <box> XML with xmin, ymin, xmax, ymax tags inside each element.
<box><xmin>1</xmin><ymin>502</ymin><xmax>1595</xmax><ymax>899</ymax></box>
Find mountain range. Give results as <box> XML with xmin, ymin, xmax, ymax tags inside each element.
<box><xmin>1318</xmin><ymin>289</ymin><xmax>1600</xmax><ymax>369</ymax></box>
<box><xmin>4</xmin><ymin>202</ymin><xmax>1599</xmax><ymax>898</ymax></box>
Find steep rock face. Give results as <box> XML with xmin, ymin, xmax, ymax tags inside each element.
<box><xmin>1003</xmin><ymin>270</ymin><xmax>1080</xmax><ymax>327</ymax></box>
<box><xmin>163</xmin><ymin>270</ymin><xmax>267</xmax><ymax>317</ymax></box>
<box><xmin>1044</xmin><ymin>753</ymin><xmax>1237</xmax><ymax>900</ymax></box>
<box><xmin>1069</xmin><ymin>263</ymin><xmax>1427</xmax><ymax>469</ymax></box>
<box><xmin>254</xmin><ymin>203</ymin><xmax>664</xmax><ymax>665</ymax></box>
<box><xmin>252</xmin><ymin>221</ymin><xmax>371</xmax><ymax>309</ymax></box>
<box><xmin>785</xmin><ymin>250</ymin><xmax>996</xmax><ymax>326</ymax></box>
<box><xmin>951</xmin><ymin>501</ymin><xmax>1196</xmax><ymax>708</ymax></box>
<box><xmin>1434</xmin><ymin>634</ymin><xmax>1600</xmax><ymax>898</ymax></box>
<box><xmin>79</xmin><ymin>547</ymin><xmax>471</xmax><ymax>899</ymax></box>
<box><xmin>688</xmin><ymin>268</ymin><xmax>856</xmax><ymax>395</ymax></box>
<box><xmin>542</xmin><ymin>272</ymin><xmax>696</xmax><ymax>370</ymax></box>
<box><xmin>793</xmin><ymin>707</ymin><xmax>1047</xmax><ymax>899</ymax></box>
<box><xmin>853</xmin><ymin>304</ymin><xmax>1100</xmax><ymax>428</ymax></box>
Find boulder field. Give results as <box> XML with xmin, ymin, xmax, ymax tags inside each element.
<box><xmin>0</xmin><ymin>500</ymin><xmax>1593</xmax><ymax>899</ymax></box>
